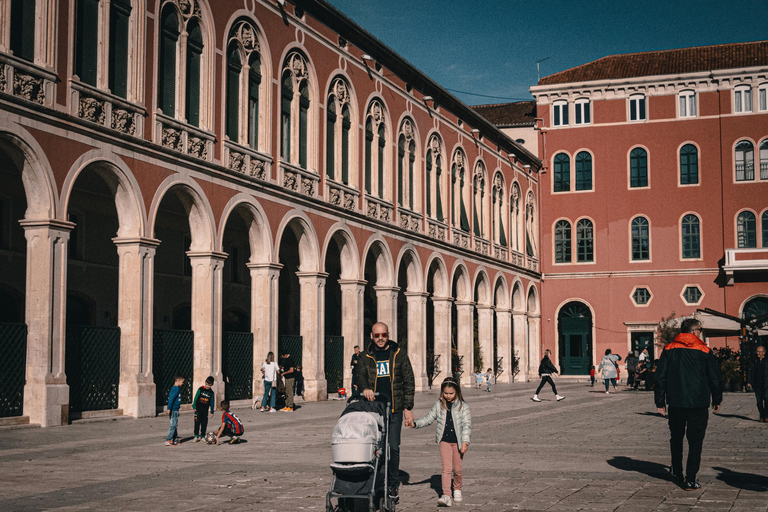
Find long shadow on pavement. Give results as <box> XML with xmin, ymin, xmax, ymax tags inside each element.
<box><xmin>607</xmin><ymin>456</ymin><xmax>676</xmax><ymax>482</ymax></box>
<box><xmin>713</xmin><ymin>413</ymin><xmax>755</xmax><ymax>421</ymax></box>
<box><xmin>402</xmin><ymin>472</ymin><xmax>441</xmax><ymax>497</ymax></box>
<box><xmin>713</xmin><ymin>467</ymin><xmax>768</xmax><ymax>491</ymax></box>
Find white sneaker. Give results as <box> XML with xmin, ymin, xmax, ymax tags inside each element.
<box><xmin>556</xmin><ymin>395</ymin><xmax>565</xmax><ymax>401</ymax></box>
<box><xmin>532</xmin><ymin>395</ymin><xmax>541</xmax><ymax>402</ymax></box>
<box><xmin>438</xmin><ymin>495</ymin><xmax>453</xmax><ymax>507</ymax></box>
<box><xmin>605</xmin><ymin>391</ymin><xmax>610</xmax><ymax>394</ymax></box>
<box><xmin>453</xmin><ymin>490</ymin><xmax>462</xmax><ymax>502</ymax></box>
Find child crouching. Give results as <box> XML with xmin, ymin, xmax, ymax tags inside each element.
<box><xmin>410</xmin><ymin>377</ymin><xmax>471</xmax><ymax>507</ymax></box>
<box><xmin>215</xmin><ymin>401</ymin><xmax>244</xmax><ymax>445</ymax></box>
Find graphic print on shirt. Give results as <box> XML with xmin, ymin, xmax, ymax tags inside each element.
<box><xmin>377</xmin><ymin>360</ymin><xmax>391</xmax><ymax>377</ymax></box>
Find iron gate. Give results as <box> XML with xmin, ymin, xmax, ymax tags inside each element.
<box><xmin>153</xmin><ymin>329</ymin><xmax>193</xmax><ymax>406</ymax></box>
<box><xmin>0</xmin><ymin>323</ymin><xmax>27</xmax><ymax>417</ymax></box>
<box><xmin>65</xmin><ymin>325</ymin><xmax>120</xmax><ymax>412</ymax></box>
<box><xmin>222</xmin><ymin>332</ymin><xmax>253</xmax><ymax>401</ymax></box>
<box><xmin>279</xmin><ymin>335</ymin><xmax>303</xmax><ymax>367</ymax></box>
<box><xmin>324</xmin><ymin>336</ymin><xmax>344</xmax><ymax>393</ymax></box>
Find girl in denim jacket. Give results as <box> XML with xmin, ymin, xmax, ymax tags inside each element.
<box><xmin>412</xmin><ymin>377</ymin><xmax>471</xmax><ymax>507</ymax></box>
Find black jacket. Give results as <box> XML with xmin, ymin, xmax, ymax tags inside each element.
<box><xmin>538</xmin><ymin>355</ymin><xmax>558</xmax><ymax>376</ymax></box>
<box><xmin>747</xmin><ymin>357</ymin><xmax>768</xmax><ymax>391</ymax></box>
<box><xmin>654</xmin><ymin>333</ymin><xmax>722</xmax><ymax>409</ymax></box>
<box><xmin>355</xmin><ymin>341</ymin><xmax>415</xmax><ymax>413</ymax></box>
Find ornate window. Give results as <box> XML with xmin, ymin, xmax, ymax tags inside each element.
<box><xmin>760</xmin><ymin>140</ymin><xmax>768</xmax><ymax>180</ymax></box>
<box><xmin>158</xmin><ymin>4</ymin><xmax>179</xmax><ymax>115</ymax></box>
<box><xmin>734</xmin><ymin>84</ymin><xmax>752</xmax><ymax>113</ymax></box>
<box><xmin>576</xmin><ymin>219</ymin><xmax>593</xmax><ymax>262</ymax></box>
<box><xmin>74</xmin><ymin>0</ymin><xmax>99</xmax><ymax>86</ymax></box>
<box><xmin>510</xmin><ymin>182</ymin><xmax>522</xmax><ymax>253</ymax></box>
<box><xmin>683</xmin><ymin>286</ymin><xmax>703</xmax><ymax>305</ymax></box>
<box><xmin>735</xmin><ymin>140</ymin><xmax>754</xmax><ymax>181</ymax></box>
<box><xmin>226</xmin><ymin>20</ymin><xmax>263</xmax><ymax>150</ymax></box>
<box><xmin>450</xmin><ymin>150</ymin><xmax>470</xmax><ymax>231</ymax></box>
<box><xmin>554</xmin><ymin>220</ymin><xmax>571</xmax><ymax>263</ymax></box>
<box><xmin>629</xmin><ymin>94</ymin><xmax>646</xmax><ymax>121</ymax></box>
<box><xmin>492</xmin><ymin>173</ymin><xmax>506</xmax><ymax>247</ymax></box>
<box><xmin>470</xmin><ymin>159</ymin><xmax>485</xmax><ymax>236</ymax></box>
<box><xmin>364</xmin><ymin>100</ymin><xmax>388</xmax><ymax>199</ymax></box>
<box><xmin>763</xmin><ymin>211</ymin><xmax>768</xmax><ymax>247</ymax></box>
<box><xmin>553</xmin><ymin>153</ymin><xmax>570</xmax><ymax>192</ymax></box>
<box><xmin>737</xmin><ymin>211</ymin><xmax>757</xmax><ymax>248</ymax></box>
<box><xmin>680</xmin><ymin>144</ymin><xmax>698</xmax><ymax>185</ymax></box>
<box><xmin>679</xmin><ymin>90</ymin><xmax>697</xmax><ymax>118</ymax></box>
<box><xmin>632</xmin><ymin>288</ymin><xmax>651</xmax><ymax>306</ymax></box>
<box><xmin>327</xmin><ymin>78</ymin><xmax>353</xmax><ymax>185</ymax></box>
<box><xmin>10</xmin><ymin>0</ymin><xmax>36</xmax><ymax>62</ymax></box>
<box><xmin>574</xmin><ymin>98</ymin><xmax>591</xmax><ymax>125</ymax></box>
<box><xmin>397</xmin><ymin>119</ymin><xmax>417</xmax><ymax>210</ymax></box>
<box><xmin>426</xmin><ymin>135</ymin><xmax>445</xmax><ymax>222</ymax></box>
<box><xmin>526</xmin><ymin>191</ymin><xmax>537</xmax><ymax>257</ymax></box>
<box><xmin>575</xmin><ymin>152</ymin><xmax>592</xmax><ymax>191</ymax></box>
<box><xmin>553</xmin><ymin>100</ymin><xmax>568</xmax><ymax>126</ymax></box>
<box><xmin>681</xmin><ymin>214</ymin><xmax>700</xmax><ymax>259</ymax></box>
<box><xmin>631</xmin><ymin>216</ymin><xmax>650</xmax><ymax>261</ymax></box>
<box><xmin>760</xmin><ymin>84</ymin><xmax>768</xmax><ymax>112</ymax></box>
<box><xmin>630</xmin><ymin>147</ymin><xmax>648</xmax><ymax>188</ymax></box>
<box><xmin>281</xmin><ymin>51</ymin><xmax>312</xmax><ymax>170</ymax></box>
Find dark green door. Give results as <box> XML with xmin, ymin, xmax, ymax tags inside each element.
<box><xmin>631</xmin><ymin>332</ymin><xmax>654</xmax><ymax>362</ymax></box>
<box><xmin>559</xmin><ymin>317</ymin><xmax>591</xmax><ymax>375</ymax></box>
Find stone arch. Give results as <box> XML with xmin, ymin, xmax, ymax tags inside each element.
<box><xmin>473</xmin><ymin>267</ymin><xmax>492</xmax><ymax>306</ymax></box>
<box><xmin>148</xmin><ymin>175</ymin><xmax>216</xmax><ymax>251</ymax></box>
<box><xmin>322</xmin><ymin>222</ymin><xmax>360</xmax><ymax>280</ymax></box>
<box><xmin>527</xmin><ymin>284</ymin><xmax>540</xmax><ymax>314</ymax></box>
<box><xmin>360</xmin><ymin>234</ymin><xmax>395</xmax><ymax>287</ymax></box>
<box><xmin>425</xmin><ymin>253</ymin><xmax>449</xmax><ymax>298</ymax></box>
<box><xmin>0</xmin><ymin>123</ymin><xmax>58</xmax><ymax>220</ymax></box>
<box><xmin>216</xmin><ymin>193</ymin><xmax>272</xmax><ymax>263</ymax></box>
<box><xmin>493</xmin><ymin>273</ymin><xmax>510</xmax><ymax>309</ymax></box>
<box><xmin>450</xmin><ymin>262</ymin><xmax>472</xmax><ymax>302</ymax></box>
<box><xmin>274</xmin><ymin>209</ymin><xmax>320</xmax><ymax>273</ymax></box>
<box><xmin>511</xmin><ymin>279</ymin><xmax>525</xmax><ymax>313</ymax></box>
<box><xmin>60</xmin><ymin>149</ymin><xmax>147</xmax><ymax>238</ymax></box>
<box><xmin>394</xmin><ymin>243</ymin><xmax>424</xmax><ymax>293</ymax></box>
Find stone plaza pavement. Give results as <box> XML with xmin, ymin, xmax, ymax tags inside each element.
<box><xmin>2</xmin><ymin>381</ymin><xmax>767</xmax><ymax>512</ymax></box>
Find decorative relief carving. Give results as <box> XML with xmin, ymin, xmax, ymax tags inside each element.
<box><xmin>333</xmin><ymin>79</ymin><xmax>349</xmax><ymax>105</ymax></box>
<box><xmin>400</xmin><ymin>214</ymin><xmax>409</xmax><ymax>229</ymax></box>
<box><xmin>79</xmin><ymin>96</ymin><xmax>105</xmax><ymax>124</ymax></box>
<box><xmin>367</xmin><ymin>202</ymin><xmax>378</xmax><ymax>218</ymax></box>
<box><xmin>188</xmin><ymin>136</ymin><xmax>207</xmax><ymax>159</ymax></box>
<box><xmin>14</xmin><ymin>73</ymin><xmax>44</xmax><ymax>104</ymax></box>
<box><xmin>343</xmin><ymin>192</ymin><xmax>355</xmax><ymax>211</ymax></box>
<box><xmin>0</xmin><ymin>66</ymin><xmax>6</xmax><ymax>93</ymax></box>
<box><xmin>288</xmin><ymin>52</ymin><xmax>307</xmax><ymax>80</ymax></box>
<box><xmin>250</xmin><ymin>160</ymin><xmax>266</xmax><ymax>180</ymax></box>
<box><xmin>162</xmin><ymin>127</ymin><xmax>182</xmax><ymax>151</ymax></box>
<box><xmin>283</xmin><ymin>170</ymin><xmax>298</xmax><ymax>191</ymax></box>
<box><xmin>379</xmin><ymin>205</ymin><xmax>390</xmax><ymax>222</ymax></box>
<box><xmin>402</xmin><ymin>119</ymin><xmax>413</xmax><ymax>141</ymax></box>
<box><xmin>330</xmin><ymin>188</ymin><xmax>341</xmax><ymax>206</ymax></box>
<box><xmin>112</xmin><ymin>109</ymin><xmax>135</xmax><ymax>134</ymax></box>
<box><xmin>302</xmin><ymin>177</ymin><xmax>314</xmax><ymax>196</ymax></box>
<box><xmin>229</xmin><ymin>151</ymin><xmax>245</xmax><ymax>173</ymax></box>
<box><xmin>410</xmin><ymin>218</ymin><xmax>419</xmax><ymax>232</ymax></box>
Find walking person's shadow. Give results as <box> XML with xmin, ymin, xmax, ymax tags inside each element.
<box><xmin>607</xmin><ymin>456</ymin><xmax>676</xmax><ymax>482</ymax></box>
<box><xmin>713</xmin><ymin>467</ymin><xmax>768</xmax><ymax>491</ymax></box>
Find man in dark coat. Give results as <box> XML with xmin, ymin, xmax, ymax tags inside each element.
<box><xmin>747</xmin><ymin>345</ymin><xmax>768</xmax><ymax>422</ymax></box>
<box><xmin>655</xmin><ymin>318</ymin><xmax>722</xmax><ymax>491</ymax></box>
<box><xmin>356</xmin><ymin>322</ymin><xmax>415</xmax><ymax>503</ymax></box>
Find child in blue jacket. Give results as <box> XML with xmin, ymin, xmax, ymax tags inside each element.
<box><xmin>165</xmin><ymin>374</ymin><xmax>185</xmax><ymax>446</ymax></box>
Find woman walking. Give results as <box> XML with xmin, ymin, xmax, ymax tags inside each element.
<box><xmin>532</xmin><ymin>349</ymin><xmax>564</xmax><ymax>402</ymax></box>
<box><xmin>260</xmin><ymin>352</ymin><xmax>279</xmax><ymax>412</ymax></box>
<box><xmin>599</xmin><ymin>349</ymin><xmax>622</xmax><ymax>394</ymax></box>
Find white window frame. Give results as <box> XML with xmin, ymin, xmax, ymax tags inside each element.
<box><xmin>552</xmin><ymin>100</ymin><xmax>569</xmax><ymax>127</ymax></box>
<box><xmin>629</xmin><ymin>94</ymin><xmax>646</xmax><ymax>121</ymax></box>
<box><xmin>678</xmin><ymin>90</ymin><xmax>697</xmax><ymax>118</ymax></box>
<box><xmin>574</xmin><ymin>98</ymin><xmax>591</xmax><ymax>125</ymax></box>
<box><xmin>680</xmin><ymin>284</ymin><xmax>705</xmax><ymax>306</ymax></box>
<box><xmin>758</xmin><ymin>84</ymin><xmax>768</xmax><ymax>112</ymax></box>
<box><xmin>734</xmin><ymin>85</ymin><xmax>753</xmax><ymax>114</ymax></box>
<box><xmin>630</xmin><ymin>286</ymin><xmax>653</xmax><ymax>307</ymax></box>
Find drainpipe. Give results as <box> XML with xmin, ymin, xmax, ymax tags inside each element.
<box><xmin>710</xmin><ymin>72</ymin><xmax>728</xmax><ymax>316</ymax></box>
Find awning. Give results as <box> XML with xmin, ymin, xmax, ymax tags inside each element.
<box><xmin>672</xmin><ymin>312</ymin><xmax>768</xmax><ymax>338</ymax></box>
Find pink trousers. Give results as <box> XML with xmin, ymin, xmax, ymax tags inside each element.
<box><xmin>439</xmin><ymin>441</ymin><xmax>463</xmax><ymax>496</ymax></box>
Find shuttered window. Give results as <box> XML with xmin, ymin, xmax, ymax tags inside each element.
<box><xmin>158</xmin><ymin>6</ymin><xmax>179</xmax><ymax>114</ymax></box>
<box><xmin>225</xmin><ymin>45</ymin><xmax>241</xmax><ymax>141</ymax></box>
<box><xmin>341</xmin><ymin>106</ymin><xmax>350</xmax><ymax>185</ymax></box>
<box><xmin>326</xmin><ymin>98</ymin><xmax>336</xmax><ymax>180</ymax></box>
<box><xmin>299</xmin><ymin>82</ymin><xmax>309</xmax><ymax>169</ymax></box>
<box><xmin>10</xmin><ymin>0</ymin><xmax>36</xmax><ymax>62</ymax></box>
<box><xmin>377</xmin><ymin>124</ymin><xmax>385</xmax><ymax>198</ymax></box>
<box><xmin>280</xmin><ymin>73</ymin><xmax>292</xmax><ymax>160</ymax></box>
<box><xmin>248</xmin><ymin>54</ymin><xmax>261</xmax><ymax>150</ymax></box>
<box><xmin>109</xmin><ymin>0</ymin><xmax>131</xmax><ymax>98</ymax></box>
<box><xmin>185</xmin><ymin>20</ymin><xmax>203</xmax><ymax>127</ymax></box>
<box><xmin>364</xmin><ymin>119</ymin><xmax>373</xmax><ymax>194</ymax></box>
<box><xmin>75</xmin><ymin>0</ymin><xmax>100</xmax><ymax>86</ymax></box>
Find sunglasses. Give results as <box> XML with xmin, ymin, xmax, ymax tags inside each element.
<box><xmin>372</xmin><ymin>332</ymin><xmax>389</xmax><ymax>338</ymax></box>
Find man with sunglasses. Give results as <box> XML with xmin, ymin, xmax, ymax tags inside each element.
<box><xmin>655</xmin><ymin>319</ymin><xmax>722</xmax><ymax>491</ymax></box>
<box><xmin>356</xmin><ymin>322</ymin><xmax>415</xmax><ymax>504</ymax></box>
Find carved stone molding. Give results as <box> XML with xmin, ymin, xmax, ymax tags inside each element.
<box><xmin>283</xmin><ymin>170</ymin><xmax>298</xmax><ymax>191</ymax></box>
<box><xmin>79</xmin><ymin>96</ymin><xmax>106</xmax><ymax>125</ymax></box>
<box><xmin>229</xmin><ymin>152</ymin><xmax>245</xmax><ymax>173</ymax></box>
<box><xmin>13</xmin><ymin>72</ymin><xmax>44</xmax><ymax>104</ymax></box>
<box><xmin>162</xmin><ymin>127</ymin><xmax>183</xmax><ymax>152</ymax></box>
<box><xmin>302</xmin><ymin>177</ymin><xmax>315</xmax><ymax>196</ymax></box>
<box><xmin>250</xmin><ymin>159</ymin><xmax>267</xmax><ymax>180</ymax></box>
<box><xmin>111</xmin><ymin>109</ymin><xmax>136</xmax><ymax>134</ymax></box>
<box><xmin>0</xmin><ymin>66</ymin><xmax>6</xmax><ymax>93</ymax></box>
<box><xmin>188</xmin><ymin>136</ymin><xmax>207</xmax><ymax>160</ymax></box>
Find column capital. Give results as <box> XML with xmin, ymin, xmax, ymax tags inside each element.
<box><xmin>296</xmin><ymin>271</ymin><xmax>329</xmax><ymax>280</ymax></box>
<box><xmin>475</xmin><ymin>304</ymin><xmax>495</xmax><ymax>311</ymax></box>
<box><xmin>338</xmin><ymin>278</ymin><xmax>366</xmax><ymax>286</ymax></box>
<box><xmin>404</xmin><ymin>291</ymin><xmax>429</xmax><ymax>299</ymax></box>
<box><xmin>246</xmin><ymin>262</ymin><xmax>283</xmax><ymax>271</ymax></box>
<box><xmin>431</xmin><ymin>296</ymin><xmax>453</xmax><ymax>303</ymax></box>
<box><xmin>373</xmin><ymin>285</ymin><xmax>400</xmax><ymax>293</ymax></box>
<box><xmin>512</xmin><ymin>310</ymin><xmax>527</xmax><ymax>316</ymax></box>
<box><xmin>454</xmin><ymin>300</ymin><xmax>474</xmax><ymax>308</ymax></box>
<box><xmin>112</xmin><ymin>236</ymin><xmax>161</xmax><ymax>248</ymax></box>
<box><xmin>20</xmin><ymin>218</ymin><xmax>75</xmax><ymax>231</ymax></box>
<box><xmin>496</xmin><ymin>307</ymin><xmax>512</xmax><ymax>315</ymax></box>
<box><xmin>187</xmin><ymin>250</ymin><xmax>228</xmax><ymax>261</ymax></box>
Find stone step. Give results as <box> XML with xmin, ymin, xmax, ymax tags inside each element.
<box><xmin>0</xmin><ymin>415</ymin><xmax>30</xmax><ymax>427</ymax></box>
<box><xmin>70</xmin><ymin>409</ymin><xmax>124</xmax><ymax>421</ymax></box>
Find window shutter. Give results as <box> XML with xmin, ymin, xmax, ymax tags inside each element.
<box><xmin>326</xmin><ymin>99</ymin><xmax>336</xmax><ymax>180</ymax></box>
<box><xmin>299</xmin><ymin>82</ymin><xmax>309</xmax><ymax>169</ymax></box>
<box><xmin>281</xmin><ymin>74</ymin><xmax>292</xmax><ymax>160</ymax></box>
<box><xmin>397</xmin><ymin>136</ymin><xmax>404</xmax><ymax>205</ymax></box>
<box><xmin>76</xmin><ymin>0</ymin><xmax>100</xmax><ymax>86</ymax></box>
<box><xmin>435</xmin><ymin>158</ymin><xmax>443</xmax><ymax>222</ymax></box>
<box><xmin>248</xmin><ymin>55</ymin><xmax>261</xmax><ymax>149</ymax></box>
<box><xmin>158</xmin><ymin>8</ymin><xmax>179</xmax><ymax>114</ymax></box>
<box><xmin>377</xmin><ymin>124</ymin><xmax>385</xmax><ymax>198</ymax></box>
<box><xmin>109</xmin><ymin>0</ymin><xmax>131</xmax><ymax>98</ymax></box>
<box><xmin>185</xmin><ymin>22</ymin><xmax>203</xmax><ymax>127</ymax></box>
<box><xmin>341</xmin><ymin>106</ymin><xmax>350</xmax><ymax>184</ymax></box>
<box><xmin>225</xmin><ymin>46</ymin><xmax>241</xmax><ymax>141</ymax></box>
<box><xmin>408</xmin><ymin>141</ymin><xmax>415</xmax><ymax>210</ymax></box>
<box><xmin>365</xmin><ymin>120</ymin><xmax>373</xmax><ymax>194</ymax></box>
<box><xmin>11</xmin><ymin>0</ymin><xmax>36</xmax><ymax>62</ymax></box>
<box><xmin>425</xmin><ymin>153</ymin><xmax>432</xmax><ymax>216</ymax></box>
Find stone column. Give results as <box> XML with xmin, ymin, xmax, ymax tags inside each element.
<box><xmin>21</xmin><ymin>220</ymin><xmax>73</xmax><ymax>427</ymax></box>
<box><xmin>455</xmin><ymin>301</ymin><xmax>474</xmax><ymax>388</ymax></box>
<box><xmin>431</xmin><ymin>297</ymin><xmax>453</xmax><ymax>388</ymax></box>
<box><xmin>248</xmin><ymin>263</ymin><xmax>281</xmax><ymax>398</ymax></box>
<box><xmin>476</xmin><ymin>305</ymin><xmax>494</xmax><ymax>376</ymax></box>
<box><xmin>113</xmin><ymin>237</ymin><xmax>159</xmax><ymax>418</ymax></box>
<box><xmin>405</xmin><ymin>292</ymin><xmax>428</xmax><ymax>391</ymax></box>
<box><xmin>297</xmin><ymin>272</ymin><xmax>329</xmax><ymax>401</ymax></box>
<box><xmin>187</xmin><ymin>251</ymin><xmax>227</xmax><ymax>402</ymax></box>
<box><xmin>495</xmin><ymin>308</ymin><xmax>512</xmax><ymax>384</ymax></box>
<box><xmin>512</xmin><ymin>312</ymin><xmax>528</xmax><ymax>381</ymax></box>
<box><xmin>374</xmin><ymin>286</ymin><xmax>399</xmax><ymax>341</ymax></box>
<box><xmin>527</xmin><ymin>314</ymin><xmax>541</xmax><ymax>381</ymax></box>
<box><xmin>339</xmin><ymin>279</ymin><xmax>365</xmax><ymax>392</ymax></box>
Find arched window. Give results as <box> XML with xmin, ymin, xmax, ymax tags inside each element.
<box><xmin>158</xmin><ymin>5</ymin><xmax>180</xmax><ymax>115</ymax></box>
<box><xmin>397</xmin><ymin>120</ymin><xmax>417</xmax><ymax>210</ymax></box>
<box><xmin>734</xmin><ymin>84</ymin><xmax>753</xmax><ymax>113</ymax></box>
<box><xmin>631</xmin><ymin>217</ymin><xmax>650</xmax><ymax>260</ymax></box>
<box><xmin>575</xmin><ymin>152</ymin><xmax>592</xmax><ymax>191</ymax></box>
<box><xmin>681</xmin><ymin>214</ymin><xmax>700</xmax><ymax>259</ymax></box>
<box><xmin>735</xmin><ymin>140</ymin><xmax>754</xmax><ymax>181</ymax></box>
<box><xmin>184</xmin><ymin>19</ymin><xmax>203</xmax><ymax>127</ymax></box>
<box><xmin>553</xmin><ymin>100</ymin><xmax>569</xmax><ymax>126</ymax></box>
<box><xmin>109</xmin><ymin>0</ymin><xmax>132</xmax><ymax>98</ymax></box>
<box><xmin>763</xmin><ymin>211</ymin><xmax>768</xmax><ymax>247</ymax></box>
<box><xmin>492</xmin><ymin>174</ymin><xmax>506</xmax><ymax>247</ymax></box>
<box><xmin>468</xmin><ymin>157</ymin><xmax>481</xmax><ymax>235</ymax></box>
<box><xmin>364</xmin><ymin>100</ymin><xmax>387</xmax><ymax>198</ymax></box>
<box><xmin>576</xmin><ymin>219</ymin><xmax>593</xmax><ymax>262</ymax></box>
<box><xmin>553</xmin><ymin>153</ymin><xmax>570</xmax><ymax>192</ymax></box>
<box><xmin>327</xmin><ymin>78</ymin><xmax>352</xmax><ymax>184</ymax></box>
<box><xmin>510</xmin><ymin>182</ymin><xmax>521</xmax><ymax>252</ymax></box>
<box><xmin>451</xmin><ymin>150</ymin><xmax>470</xmax><ymax>231</ymax></box>
<box><xmin>555</xmin><ymin>220</ymin><xmax>571</xmax><ymax>263</ymax></box>
<box><xmin>630</xmin><ymin>148</ymin><xmax>648</xmax><ymax>188</ymax></box>
<box><xmin>526</xmin><ymin>192</ymin><xmax>537</xmax><ymax>257</ymax></box>
<box><xmin>760</xmin><ymin>140</ymin><xmax>768</xmax><ymax>180</ymax></box>
<box><xmin>737</xmin><ymin>211</ymin><xmax>757</xmax><ymax>248</ymax></box>
<box><xmin>629</xmin><ymin>94</ymin><xmax>646</xmax><ymax>121</ymax></box>
<box><xmin>426</xmin><ymin>135</ymin><xmax>444</xmax><ymax>222</ymax></box>
<box><xmin>10</xmin><ymin>0</ymin><xmax>36</xmax><ymax>62</ymax></box>
<box><xmin>225</xmin><ymin>21</ymin><xmax>262</xmax><ymax>150</ymax></box>
<box><xmin>680</xmin><ymin>144</ymin><xmax>698</xmax><ymax>185</ymax></box>
<box><xmin>281</xmin><ymin>51</ymin><xmax>311</xmax><ymax>169</ymax></box>
<box><xmin>75</xmin><ymin>0</ymin><xmax>99</xmax><ymax>86</ymax></box>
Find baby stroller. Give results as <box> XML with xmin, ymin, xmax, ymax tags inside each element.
<box><xmin>326</xmin><ymin>395</ymin><xmax>395</xmax><ymax>512</ymax></box>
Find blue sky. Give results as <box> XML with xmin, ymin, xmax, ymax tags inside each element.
<box><xmin>326</xmin><ymin>0</ymin><xmax>768</xmax><ymax>105</ymax></box>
